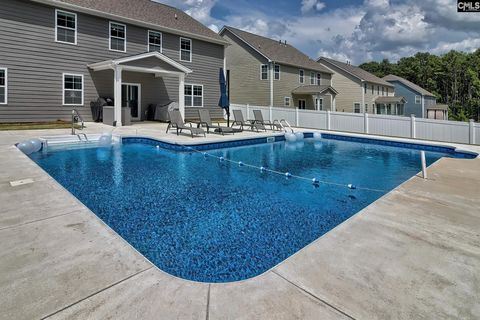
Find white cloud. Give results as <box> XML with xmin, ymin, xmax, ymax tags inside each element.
<box><xmin>301</xmin><ymin>0</ymin><xmax>326</xmax><ymax>15</ymax></box>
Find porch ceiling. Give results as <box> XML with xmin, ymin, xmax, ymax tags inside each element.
<box><xmin>87</xmin><ymin>51</ymin><xmax>193</xmax><ymax>76</ymax></box>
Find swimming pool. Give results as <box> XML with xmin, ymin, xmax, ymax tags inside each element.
<box><xmin>28</xmin><ymin>134</ymin><xmax>475</xmax><ymax>282</ymax></box>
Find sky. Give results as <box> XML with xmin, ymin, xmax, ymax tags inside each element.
<box><xmin>157</xmin><ymin>0</ymin><xmax>480</xmax><ymax>65</ymax></box>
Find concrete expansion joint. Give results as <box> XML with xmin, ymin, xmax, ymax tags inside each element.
<box><xmin>271</xmin><ymin>270</ymin><xmax>357</xmax><ymax>320</ymax></box>
<box><xmin>206</xmin><ymin>283</ymin><xmax>211</xmax><ymax>320</ymax></box>
<box><xmin>40</xmin><ymin>266</ymin><xmax>154</xmax><ymax>320</ymax></box>
<box><xmin>0</xmin><ymin>210</ymin><xmax>80</xmax><ymax>232</ymax></box>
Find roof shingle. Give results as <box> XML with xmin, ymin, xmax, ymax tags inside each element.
<box><xmin>318</xmin><ymin>57</ymin><xmax>393</xmax><ymax>87</ymax></box>
<box><xmin>221</xmin><ymin>26</ymin><xmax>332</xmax><ymax>74</ymax></box>
<box><xmin>45</xmin><ymin>0</ymin><xmax>226</xmax><ymax>44</ymax></box>
<box><xmin>383</xmin><ymin>74</ymin><xmax>435</xmax><ymax>97</ymax></box>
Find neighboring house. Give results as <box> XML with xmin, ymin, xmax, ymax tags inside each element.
<box><xmin>383</xmin><ymin>75</ymin><xmax>442</xmax><ymax>119</ymax></box>
<box><xmin>0</xmin><ymin>0</ymin><xmax>228</xmax><ymax>124</ymax></box>
<box><xmin>317</xmin><ymin>57</ymin><xmax>399</xmax><ymax>114</ymax></box>
<box><xmin>220</xmin><ymin>26</ymin><xmax>337</xmax><ymax>111</ymax></box>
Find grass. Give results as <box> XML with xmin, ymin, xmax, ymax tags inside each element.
<box><xmin>0</xmin><ymin>120</ymin><xmax>83</xmax><ymax>131</ymax></box>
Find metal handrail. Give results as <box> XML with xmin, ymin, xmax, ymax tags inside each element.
<box><xmin>71</xmin><ymin>109</ymin><xmax>85</xmax><ymax>135</ymax></box>
<box><xmin>277</xmin><ymin>119</ymin><xmax>294</xmax><ymax>133</ymax></box>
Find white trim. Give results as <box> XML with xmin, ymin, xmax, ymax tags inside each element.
<box><xmin>0</xmin><ymin>68</ymin><xmax>7</xmax><ymax>105</ymax></box>
<box><xmin>62</xmin><ymin>73</ymin><xmax>84</xmax><ymax>106</ymax></box>
<box><xmin>260</xmin><ymin>64</ymin><xmax>268</xmax><ymax>80</ymax></box>
<box><xmin>299</xmin><ymin>69</ymin><xmax>304</xmax><ymax>84</ymax></box>
<box><xmin>184</xmin><ymin>83</ymin><xmax>204</xmax><ymax>108</ymax></box>
<box><xmin>109</xmin><ymin>21</ymin><xmax>127</xmax><ymax>52</ymax></box>
<box><xmin>55</xmin><ymin>9</ymin><xmax>77</xmax><ymax>45</ymax></box>
<box><xmin>353</xmin><ymin>102</ymin><xmax>361</xmax><ymax>113</ymax></box>
<box><xmin>415</xmin><ymin>95</ymin><xmax>421</xmax><ymax>104</ymax></box>
<box><xmin>147</xmin><ymin>30</ymin><xmax>162</xmax><ymax>53</ymax></box>
<box><xmin>310</xmin><ymin>71</ymin><xmax>315</xmax><ymax>85</ymax></box>
<box><xmin>121</xmin><ymin>82</ymin><xmax>141</xmax><ymax>121</ymax></box>
<box><xmin>274</xmin><ymin>64</ymin><xmax>280</xmax><ymax>81</ymax></box>
<box><xmin>88</xmin><ymin>51</ymin><xmax>192</xmax><ymax>74</ymax></box>
<box><xmin>179</xmin><ymin>37</ymin><xmax>192</xmax><ymax>62</ymax></box>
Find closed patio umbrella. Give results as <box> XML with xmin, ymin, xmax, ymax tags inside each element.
<box><xmin>218</xmin><ymin>68</ymin><xmax>230</xmax><ymax>126</ymax></box>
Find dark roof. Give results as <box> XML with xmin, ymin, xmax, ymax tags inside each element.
<box><xmin>375</xmin><ymin>96</ymin><xmax>406</xmax><ymax>104</ymax></box>
<box><xmin>43</xmin><ymin>0</ymin><xmax>227</xmax><ymax>44</ymax></box>
<box><xmin>383</xmin><ymin>74</ymin><xmax>435</xmax><ymax>97</ymax></box>
<box><xmin>318</xmin><ymin>57</ymin><xmax>393</xmax><ymax>87</ymax></box>
<box><xmin>292</xmin><ymin>85</ymin><xmax>338</xmax><ymax>95</ymax></box>
<box><xmin>221</xmin><ymin>26</ymin><xmax>332</xmax><ymax>74</ymax></box>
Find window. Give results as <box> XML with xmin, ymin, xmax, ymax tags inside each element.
<box><xmin>316</xmin><ymin>98</ymin><xmax>323</xmax><ymax>111</ymax></box>
<box><xmin>63</xmin><ymin>74</ymin><xmax>83</xmax><ymax>105</ymax></box>
<box><xmin>299</xmin><ymin>69</ymin><xmax>304</xmax><ymax>84</ymax></box>
<box><xmin>110</xmin><ymin>22</ymin><xmax>126</xmax><ymax>52</ymax></box>
<box><xmin>56</xmin><ymin>10</ymin><xmax>77</xmax><ymax>44</ymax></box>
<box><xmin>298</xmin><ymin>99</ymin><xmax>306</xmax><ymax>109</ymax></box>
<box><xmin>382</xmin><ymin>87</ymin><xmax>385</xmax><ymax>96</ymax></box>
<box><xmin>386</xmin><ymin>87</ymin><xmax>389</xmax><ymax>96</ymax></box>
<box><xmin>365</xmin><ymin>104</ymin><xmax>368</xmax><ymax>113</ymax></box>
<box><xmin>0</xmin><ymin>68</ymin><xmax>7</xmax><ymax>104</ymax></box>
<box><xmin>274</xmin><ymin>65</ymin><xmax>280</xmax><ymax>80</ymax></box>
<box><xmin>180</xmin><ymin>38</ymin><xmax>192</xmax><ymax>62</ymax></box>
<box><xmin>184</xmin><ymin>84</ymin><xmax>203</xmax><ymax>107</ymax></box>
<box><xmin>260</xmin><ymin>64</ymin><xmax>268</xmax><ymax>80</ymax></box>
<box><xmin>310</xmin><ymin>72</ymin><xmax>315</xmax><ymax>85</ymax></box>
<box><xmin>148</xmin><ymin>30</ymin><xmax>162</xmax><ymax>52</ymax></box>
<box><xmin>364</xmin><ymin>83</ymin><xmax>367</xmax><ymax>94</ymax></box>
<box><xmin>377</xmin><ymin>86</ymin><xmax>380</xmax><ymax>95</ymax></box>
<box><xmin>284</xmin><ymin>96</ymin><xmax>291</xmax><ymax>107</ymax></box>
<box><xmin>415</xmin><ymin>95</ymin><xmax>421</xmax><ymax>104</ymax></box>
<box><xmin>371</xmin><ymin>85</ymin><xmax>374</xmax><ymax>95</ymax></box>
<box><xmin>354</xmin><ymin>103</ymin><xmax>361</xmax><ymax>113</ymax></box>
<box><xmin>316</xmin><ymin>73</ymin><xmax>321</xmax><ymax>85</ymax></box>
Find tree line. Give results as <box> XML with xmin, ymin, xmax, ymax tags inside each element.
<box><xmin>359</xmin><ymin>50</ymin><xmax>480</xmax><ymax>122</ymax></box>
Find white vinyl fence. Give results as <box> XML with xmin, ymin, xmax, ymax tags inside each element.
<box><xmin>230</xmin><ymin>104</ymin><xmax>479</xmax><ymax>145</ymax></box>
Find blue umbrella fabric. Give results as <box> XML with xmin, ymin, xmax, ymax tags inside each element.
<box><xmin>218</xmin><ymin>68</ymin><xmax>230</xmax><ymax>125</ymax></box>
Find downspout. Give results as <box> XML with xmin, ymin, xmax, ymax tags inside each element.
<box><xmin>269</xmin><ymin>62</ymin><xmax>274</xmax><ymax>107</ymax></box>
<box><xmin>421</xmin><ymin>95</ymin><xmax>425</xmax><ymax>118</ymax></box>
<box><xmin>361</xmin><ymin>80</ymin><xmax>365</xmax><ymax>113</ymax></box>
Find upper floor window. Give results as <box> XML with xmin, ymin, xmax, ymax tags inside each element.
<box><xmin>415</xmin><ymin>95</ymin><xmax>421</xmax><ymax>104</ymax></box>
<box><xmin>0</xmin><ymin>68</ymin><xmax>7</xmax><ymax>104</ymax></box>
<box><xmin>316</xmin><ymin>73</ymin><xmax>321</xmax><ymax>85</ymax></box>
<box><xmin>274</xmin><ymin>65</ymin><xmax>280</xmax><ymax>80</ymax></box>
<box><xmin>310</xmin><ymin>72</ymin><xmax>315</xmax><ymax>85</ymax></box>
<box><xmin>63</xmin><ymin>73</ymin><xmax>83</xmax><ymax>105</ymax></box>
<box><xmin>56</xmin><ymin>10</ymin><xmax>77</xmax><ymax>44</ymax></box>
<box><xmin>382</xmin><ymin>87</ymin><xmax>385</xmax><ymax>96</ymax></box>
<box><xmin>364</xmin><ymin>83</ymin><xmax>367</xmax><ymax>94</ymax></box>
<box><xmin>377</xmin><ymin>86</ymin><xmax>380</xmax><ymax>95</ymax></box>
<box><xmin>148</xmin><ymin>31</ymin><xmax>162</xmax><ymax>52</ymax></box>
<box><xmin>299</xmin><ymin>69</ymin><xmax>304</xmax><ymax>84</ymax></box>
<box><xmin>184</xmin><ymin>84</ymin><xmax>203</xmax><ymax>107</ymax></box>
<box><xmin>260</xmin><ymin>65</ymin><xmax>268</xmax><ymax>80</ymax></box>
<box><xmin>110</xmin><ymin>22</ymin><xmax>126</xmax><ymax>52</ymax></box>
<box><xmin>371</xmin><ymin>85</ymin><xmax>374</xmax><ymax>94</ymax></box>
<box><xmin>180</xmin><ymin>38</ymin><xmax>192</xmax><ymax>62</ymax></box>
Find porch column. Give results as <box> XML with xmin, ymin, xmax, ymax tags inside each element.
<box><xmin>114</xmin><ymin>65</ymin><xmax>123</xmax><ymax>126</ymax></box>
<box><xmin>332</xmin><ymin>96</ymin><xmax>336</xmax><ymax>112</ymax></box>
<box><xmin>178</xmin><ymin>73</ymin><xmax>185</xmax><ymax>119</ymax></box>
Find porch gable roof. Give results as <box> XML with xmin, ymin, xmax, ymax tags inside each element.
<box><xmin>87</xmin><ymin>52</ymin><xmax>193</xmax><ymax>75</ymax></box>
<box><xmin>292</xmin><ymin>85</ymin><xmax>338</xmax><ymax>95</ymax></box>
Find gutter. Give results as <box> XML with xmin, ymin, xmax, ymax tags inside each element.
<box><xmin>32</xmin><ymin>0</ymin><xmax>230</xmax><ymax>46</ymax></box>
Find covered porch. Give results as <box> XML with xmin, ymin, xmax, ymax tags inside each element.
<box><xmin>375</xmin><ymin>96</ymin><xmax>406</xmax><ymax>116</ymax></box>
<box><xmin>88</xmin><ymin>52</ymin><xmax>192</xmax><ymax>126</ymax></box>
<box><xmin>291</xmin><ymin>85</ymin><xmax>338</xmax><ymax>111</ymax></box>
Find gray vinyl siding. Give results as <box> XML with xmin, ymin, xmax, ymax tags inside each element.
<box><xmin>0</xmin><ymin>0</ymin><xmax>223</xmax><ymax>122</ymax></box>
<box><xmin>222</xmin><ymin>30</ymin><xmax>270</xmax><ymax>106</ymax></box>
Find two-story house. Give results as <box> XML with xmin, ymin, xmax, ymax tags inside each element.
<box><xmin>316</xmin><ymin>57</ymin><xmax>404</xmax><ymax>115</ymax></box>
<box><xmin>220</xmin><ymin>26</ymin><xmax>337</xmax><ymax>111</ymax></box>
<box><xmin>0</xmin><ymin>0</ymin><xmax>229</xmax><ymax>125</ymax></box>
<box><xmin>382</xmin><ymin>75</ymin><xmax>445</xmax><ymax>119</ymax></box>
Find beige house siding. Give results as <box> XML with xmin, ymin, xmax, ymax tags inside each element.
<box><xmin>222</xmin><ymin>31</ymin><xmax>270</xmax><ymax>106</ymax></box>
<box><xmin>320</xmin><ymin>61</ymin><xmax>394</xmax><ymax>113</ymax></box>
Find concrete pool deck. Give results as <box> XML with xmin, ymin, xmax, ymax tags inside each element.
<box><xmin>0</xmin><ymin>122</ymin><xmax>479</xmax><ymax>319</ymax></box>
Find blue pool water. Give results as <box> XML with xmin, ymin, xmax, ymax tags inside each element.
<box><xmin>29</xmin><ymin>136</ymin><xmax>471</xmax><ymax>282</ymax></box>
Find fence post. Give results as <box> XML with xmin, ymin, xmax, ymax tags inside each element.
<box><xmin>364</xmin><ymin>112</ymin><xmax>369</xmax><ymax>134</ymax></box>
<box><xmin>327</xmin><ymin>110</ymin><xmax>331</xmax><ymax>130</ymax></box>
<box><xmin>410</xmin><ymin>114</ymin><xmax>416</xmax><ymax>138</ymax></box>
<box><xmin>269</xmin><ymin>105</ymin><xmax>273</xmax><ymax>122</ymax></box>
<box><xmin>246</xmin><ymin>104</ymin><xmax>250</xmax><ymax>119</ymax></box>
<box><xmin>469</xmin><ymin>119</ymin><xmax>475</xmax><ymax>145</ymax></box>
<box><xmin>295</xmin><ymin>107</ymin><xmax>299</xmax><ymax>127</ymax></box>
